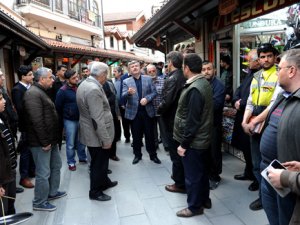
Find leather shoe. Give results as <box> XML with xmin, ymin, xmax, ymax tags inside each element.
<box><xmin>165</xmin><ymin>184</ymin><xmax>186</xmax><ymax>193</ymax></box>
<box><xmin>132</xmin><ymin>157</ymin><xmax>142</xmax><ymax>164</ymax></box>
<box><xmin>103</xmin><ymin>181</ymin><xmax>118</xmax><ymax>190</ymax></box>
<box><xmin>234</xmin><ymin>174</ymin><xmax>254</xmax><ymax>181</ymax></box>
<box><xmin>249</xmin><ymin>198</ymin><xmax>263</xmax><ymax>211</ymax></box>
<box><xmin>176</xmin><ymin>207</ymin><xmax>203</xmax><ymax>217</ymax></box>
<box><xmin>107</xmin><ymin>169</ymin><xmax>112</xmax><ymax>174</ymax></box>
<box><xmin>110</xmin><ymin>156</ymin><xmax>120</xmax><ymax>161</ymax></box>
<box><xmin>16</xmin><ymin>187</ymin><xmax>24</xmax><ymax>194</ymax></box>
<box><xmin>89</xmin><ymin>193</ymin><xmax>111</xmax><ymax>201</ymax></box>
<box><xmin>248</xmin><ymin>180</ymin><xmax>259</xmax><ymax>191</ymax></box>
<box><xmin>19</xmin><ymin>178</ymin><xmax>34</xmax><ymax>188</ymax></box>
<box><xmin>151</xmin><ymin>156</ymin><xmax>161</xmax><ymax>164</ymax></box>
<box><xmin>125</xmin><ymin>138</ymin><xmax>130</xmax><ymax>143</ymax></box>
<box><xmin>203</xmin><ymin>198</ymin><xmax>212</xmax><ymax>209</ymax></box>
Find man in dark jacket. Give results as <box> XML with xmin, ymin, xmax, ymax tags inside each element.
<box><xmin>202</xmin><ymin>61</ymin><xmax>225</xmax><ymax>190</ymax></box>
<box><xmin>12</xmin><ymin>65</ymin><xmax>35</xmax><ymax>189</ymax></box>
<box><xmin>232</xmin><ymin>49</ymin><xmax>260</xmax><ymax>191</ymax></box>
<box><xmin>157</xmin><ymin>51</ymin><xmax>186</xmax><ymax>193</ymax></box>
<box><xmin>23</xmin><ymin>67</ymin><xmax>66</xmax><ymax>212</ymax></box>
<box><xmin>55</xmin><ymin>70</ymin><xmax>87</xmax><ymax>171</ymax></box>
<box><xmin>174</xmin><ymin>53</ymin><xmax>213</xmax><ymax>217</ymax></box>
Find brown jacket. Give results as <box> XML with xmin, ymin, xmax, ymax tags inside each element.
<box><xmin>281</xmin><ymin>170</ymin><xmax>300</xmax><ymax>225</ymax></box>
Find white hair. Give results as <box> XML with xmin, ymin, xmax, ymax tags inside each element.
<box><xmin>90</xmin><ymin>61</ymin><xmax>108</xmax><ymax>77</ymax></box>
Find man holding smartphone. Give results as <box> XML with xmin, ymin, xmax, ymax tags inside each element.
<box><xmin>260</xmin><ymin>49</ymin><xmax>300</xmax><ymax>225</ymax></box>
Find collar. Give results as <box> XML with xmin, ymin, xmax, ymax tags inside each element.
<box><xmin>186</xmin><ymin>74</ymin><xmax>205</xmax><ymax>84</ymax></box>
<box><xmin>262</xmin><ymin>65</ymin><xmax>276</xmax><ymax>80</ymax></box>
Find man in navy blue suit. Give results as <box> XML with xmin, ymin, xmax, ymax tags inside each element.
<box><xmin>122</xmin><ymin>61</ymin><xmax>161</xmax><ymax>164</ymax></box>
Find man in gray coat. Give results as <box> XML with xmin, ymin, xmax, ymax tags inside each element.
<box><xmin>76</xmin><ymin>61</ymin><xmax>117</xmax><ymax>201</ymax></box>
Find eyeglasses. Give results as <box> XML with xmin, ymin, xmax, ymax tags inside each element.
<box><xmin>277</xmin><ymin>65</ymin><xmax>293</xmax><ymax>71</ymax></box>
<box><xmin>148</xmin><ymin>70</ymin><xmax>156</xmax><ymax>73</ymax></box>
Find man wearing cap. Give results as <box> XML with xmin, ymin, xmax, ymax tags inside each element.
<box><xmin>55</xmin><ymin>70</ymin><xmax>87</xmax><ymax>171</ymax></box>
<box><xmin>242</xmin><ymin>43</ymin><xmax>279</xmax><ymax>211</ymax></box>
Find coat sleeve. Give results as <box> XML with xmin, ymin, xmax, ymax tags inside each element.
<box><xmin>281</xmin><ymin>170</ymin><xmax>300</xmax><ymax>196</ymax></box>
<box><xmin>157</xmin><ymin>77</ymin><xmax>176</xmax><ymax>115</ymax></box>
<box><xmin>144</xmin><ymin>79</ymin><xmax>157</xmax><ymax>102</ymax></box>
<box><xmin>86</xmin><ymin>89</ymin><xmax>112</xmax><ymax>146</ymax></box>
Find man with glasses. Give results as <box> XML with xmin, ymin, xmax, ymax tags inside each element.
<box><xmin>242</xmin><ymin>43</ymin><xmax>279</xmax><ymax>211</ymax></box>
<box><xmin>147</xmin><ymin>64</ymin><xmax>165</xmax><ymax>150</ymax></box>
<box><xmin>260</xmin><ymin>49</ymin><xmax>300</xmax><ymax>225</ymax></box>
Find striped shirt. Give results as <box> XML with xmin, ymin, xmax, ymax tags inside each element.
<box><xmin>152</xmin><ymin>76</ymin><xmax>165</xmax><ymax>115</ymax></box>
<box><xmin>0</xmin><ymin>118</ymin><xmax>17</xmax><ymax>169</ymax></box>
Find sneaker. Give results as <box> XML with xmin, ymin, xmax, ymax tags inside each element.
<box><xmin>48</xmin><ymin>191</ymin><xmax>67</xmax><ymax>201</ymax></box>
<box><xmin>33</xmin><ymin>202</ymin><xmax>57</xmax><ymax>211</ymax></box>
<box><xmin>68</xmin><ymin>164</ymin><xmax>76</xmax><ymax>171</ymax></box>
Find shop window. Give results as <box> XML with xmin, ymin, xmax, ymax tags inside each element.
<box><xmin>110</xmin><ymin>36</ymin><xmax>114</xmax><ymax>48</ymax></box>
<box><xmin>122</xmin><ymin>40</ymin><xmax>126</xmax><ymax>50</ymax></box>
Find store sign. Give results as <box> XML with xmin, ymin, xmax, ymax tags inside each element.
<box><xmin>241</xmin><ymin>19</ymin><xmax>286</xmax><ymax>29</ymax></box>
<box><xmin>219</xmin><ymin>0</ymin><xmax>239</xmax><ymax>15</ymax></box>
<box><xmin>211</xmin><ymin>0</ymin><xmax>298</xmax><ymax>31</ymax></box>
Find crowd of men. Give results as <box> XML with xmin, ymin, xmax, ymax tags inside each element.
<box><xmin>0</xmin><ymin>46</ymin><xmax>300</xmax><ymax>224</ymax></box>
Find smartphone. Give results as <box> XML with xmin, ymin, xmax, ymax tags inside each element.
<box><xmin>270</xmin><ymin>159</ymin><xmax>286</xmax><ymax>170</ymax></box>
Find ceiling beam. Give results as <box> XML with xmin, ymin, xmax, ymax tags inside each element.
<box><xmin>173</xmin><ymin>19</ymin><xmax>200</xmax><ymax>40</ymax></box>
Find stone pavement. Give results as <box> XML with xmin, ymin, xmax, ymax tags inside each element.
<box><xmin>15</xmin><ymin>140</ymin><xmax>269</xmax><ymax>225</ymax></box>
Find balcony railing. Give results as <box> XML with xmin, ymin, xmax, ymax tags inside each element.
<box><xmin>17</xmin><ymin>0</ymin><xmax>50</xmax><ymax>8</ymax></box>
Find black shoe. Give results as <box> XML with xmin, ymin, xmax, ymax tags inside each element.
<box><xmin>249</xmin><ymin>198</ymin><xmax>263</xmax><ymax>211</ymax></box>
<box><xmin>125</xmin><ymin>138</ymin><xmax>130</xmax><ymax>143</ymax></box>
<box><xmin>103</xmin><ymin>181</ymin><xmax>118</xmax><ymax>190</ymax></box>
<box><xmin>151</xmin><ymin>156</ymin><xmax>161</xmax><ymax>164</ymax></box>
<box><xmin>234</xmin><ymin>174</ymin><xmax>254</xmax><ymax>181</ymax></box>
<box><xmin>132</xmin><ymin>157</ymin><xmax>142</xmax><ymax>164</ymax></box>
<box><xmin>89</xmin><ymin>193</ymin><xmax>111</xmax><ymax>201</ymax></box>
<box><xmin>248</xmin><ymin>180</ymin><xmax>259</xmax><ymax>191</ymax></box>
<box><xmin>107</xmin><ymin>169</ymin><xmax>112</xmax><ymax>174</ymax></box>
<box><xmin>16</xmin><ymin>187</ymin><xmax>24</xmax><ymax>194</ymax></box>
<box><xmin>203</xmin><ymin>198</ymin><xmax>212</xmax><ymax>209</ymax></box>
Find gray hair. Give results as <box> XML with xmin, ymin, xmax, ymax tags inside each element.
<box><xmin>128</xmin><ymin>61</ymin><xmax>140</xmax><ymax>67</ymax></box>
<box><xmin>281</xmin><ymin>49</ymin><xmax>300</xmax><ymax>69</ymax></box>
<box><xmin>90</xmin><ymin>61</ymin><xmax>108</xmax><ymax>77</ymax></box>
<box><xmin>34</xmin><ymin>67</ymin><xmax>52</xmax><ymax>81</ymax></box>
<box><xmin>146</xmin><ymin>64</ymin><xmax>156</xmax><ymax>71</ymax></box>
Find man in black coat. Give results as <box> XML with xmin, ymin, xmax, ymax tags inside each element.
<box><xmin>12</xmin><ymin>65</ymin><xmax>36</xmax><ymax>189</ymax></box>
<box><xmin>232</xmin><ymin>49</ymin><xmax>261</xmax><ymax>191</ymax></box>
<box><xmin>157</xmin><ymin>51</ymin><xmax>187</xmax><ymax>193</ymax></box>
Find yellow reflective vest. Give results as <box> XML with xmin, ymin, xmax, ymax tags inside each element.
<box><xmin>251</xmin><ymin>65</ymin><xmax>277</xmax><ymax>106</ymax></box>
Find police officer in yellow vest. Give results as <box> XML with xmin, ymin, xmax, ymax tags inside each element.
<box><xmin>242</xmin><ymin>43</ymin><xmax>279</xmax><ymax>211</ymax></box>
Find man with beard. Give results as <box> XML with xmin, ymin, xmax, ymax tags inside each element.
<box><xmin>242</xmin><ymin>43</ymin><xmax>279</xmax><ymax>211</ymax></box>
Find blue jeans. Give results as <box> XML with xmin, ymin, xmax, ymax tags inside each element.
<box><xmin>64</xmin><ymin>119</ymin><xmax>87</xmax><ymax>165</ymax></box>
<box><xmin>250</xmin><ymin>134</ymin><xmax>262</xmax><ymax>185</ymax></box>
<box><xmin>30</xmin><ymin>145</ymin><xmax>62</xmax><ymax>206</ymax></box>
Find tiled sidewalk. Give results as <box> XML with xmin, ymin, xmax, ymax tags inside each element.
<box><xmin>15</xmin><ymin>141</ymin><xmax>269</xmax><ymax>225</ymax></box>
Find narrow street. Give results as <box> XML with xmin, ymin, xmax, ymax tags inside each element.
<box><xmin>15</xmin><ymin>140</ymin><xmax>268</xmax><ymax>225</ymax></box>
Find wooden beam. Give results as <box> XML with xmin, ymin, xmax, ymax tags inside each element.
<box><xmin>24</xmin><ymin>49</ymin><xmax>40</xmax><ymax>65</ymax></box>
<box><xmin>173</xmin><ymin>19</ymin><xmax>200</xmax><ymax>40</ymax></box>
<box><xmin>71</xmin><ymin>55</ymin><xmax>85</xmax><ymax>68</ymax></box>
<box><xmin>0</xmin><ymin>37</ymin><xmax>11</xmax><ymax>49</ymax></box>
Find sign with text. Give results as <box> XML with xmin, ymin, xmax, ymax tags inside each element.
<box><xmin>210</xmin><ymin>0</ymin><xmax>298</xmax><ymax>32</ymax></box>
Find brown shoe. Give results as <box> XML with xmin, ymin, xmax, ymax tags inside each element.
<box><xmin>176</xmin><ymin>208</ymin><xmax>204</xmax><ymax>217</ymax></box>
<box><xmin>19</xmin><ymin>178</ymin><xmax>34</xmax><ymax>188</ymax></box>
<box><xmin>165</xmin><ymin>184</ymin><xmax>186</xmax><ymax>193</ymax></box>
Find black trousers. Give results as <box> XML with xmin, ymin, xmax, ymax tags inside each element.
<box><xmin>120</xmin><ymin>107</ymin><xmax>131</xmax><ymax>140</ymax></box>
<box><xmin>18</xmin><ymin>132</ymin><xmax>35</xmax><ymax>179</ymax></box>
<box><xmin>130</xmin><ymin>110</ymin><xmax>156</xmax><ymax>159</ymax></box>
<box><xmin>88</xmin><ymin>146</ymin><xmax>111</xmax><ymax>197</ymax></box>
<box><xmin>208</xmin><ymin>125</ymin><xmax>223</xmax><ymax>181</ymax></box>
<box><xmin>182</xmin><ymin>149</ymin><xmax>209</xmax><ymax>212</ymax></box>
<box><xmin>109</xmin><ymin>116</ymin><xmax>121</xmax><ymax>158</ymax></box>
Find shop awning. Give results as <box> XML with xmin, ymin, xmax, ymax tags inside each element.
<box><xmin>43</xmin><ymin>38</ymin><xmax>155</xmax><ymax>64</ymax></box>
<box><xmin>0</xmin><ymin>9</ymin><xmax>49</xmax><ymax>50</ymax></box>
<box><xmin>131</xmin><ymin>0</ymin><xmax>298</xmax><ymax>52</ymax></box>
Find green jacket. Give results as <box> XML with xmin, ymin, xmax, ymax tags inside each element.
<box><xmin>173</xmin><ymin>74</ymin><xmax>213</xmax><ymax>150</ymax></box>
